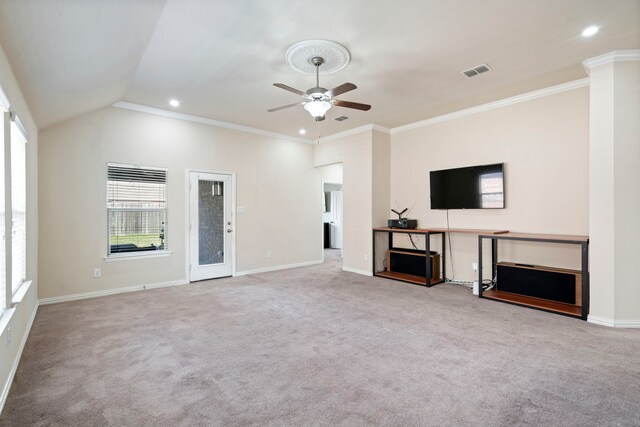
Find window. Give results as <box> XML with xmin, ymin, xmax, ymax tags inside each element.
<box><xmin>107</xmin><ymin>163</ymin><xmax>168</xmax><ymax>257</ymax></box>
<box><xmin>11</xmin><ymin>120</ymin><xmax>26</xmax><ymax>292</ymax></box>
<box><xmin>0</xmin><ymin>86</ymin><xmax>29</xmax><ymax>317</ymax></box>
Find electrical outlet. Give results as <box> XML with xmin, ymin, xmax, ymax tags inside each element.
<box><xmin>364</xmin><ymin>254</ymin><xmax>368</xmax><ymax>261</ymax></box>
<box><xmin>267</xmin><ymin>250</ymin><xmax>272</xmax><ymax>258</ymax></box>
<box><xmin>472</xmin><ymin>262</ymin><xmax>478</xmax><ymax>272</ymax></box>
<box><xmin>93</xmin><ymin>268</ymin><xmax>101</xmax><ymax>278</ymax></box>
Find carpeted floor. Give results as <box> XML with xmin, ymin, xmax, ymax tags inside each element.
<box><xmin>1</xmin><ymin>249</ymin><xmax>639</xmax><ymax>426</ymax></box>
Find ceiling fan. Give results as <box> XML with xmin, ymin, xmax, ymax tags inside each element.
<box><xmin>268</xmin><ymin>56</ymin><xmax>371</xmax><ymax>121</ymax></box>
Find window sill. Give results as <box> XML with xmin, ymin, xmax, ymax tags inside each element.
<box><xmin>104</xmin><ymin>250</ymin><xmax>172</xmax><ymax>262</ymax></box>
<box><xmin>11</xmin><ymin>279</ymin><xmax>33</xmax><ymax>305</ymax></box>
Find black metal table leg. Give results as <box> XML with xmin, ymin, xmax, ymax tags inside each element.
<box><xmin>372</xmin><ymin>230</ymin><xmax>376</xmax><ymax>274</ymax></box>
<box><xmin>478</xmin><ymin>236</ymin><xmax>483</xmax><ymax>297</ymax></box>
<box><xmin>491</xmin><ymin>238</ymin><xmax>498</xmax><ymax>281</ymax></box>
<box><xmin>425</xmin><ymin>233</ymin><xmax>432</xmax><ymax>287</ymax></box>
<box><xmin>581</xmin><ymin>242</ymin><xmax>589</xmax><ymax>320</ymax></box>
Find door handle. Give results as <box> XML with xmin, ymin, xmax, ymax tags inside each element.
<box><xmin>227</xmin><ymin>229</ymin><xmax>233</xmax><ymax>233</ymax></box>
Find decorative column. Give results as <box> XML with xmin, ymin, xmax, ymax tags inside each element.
<box><xmin>584</xmin><ymin>50</ymin><xmax>640</xmax><ymax>327</ymax></box>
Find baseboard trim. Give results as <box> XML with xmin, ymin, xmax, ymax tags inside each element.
<box><xmin>235</xmin><ymin>260</ymin><xmax>323</xmax><ymax>276</ymax></box>
<box><xmin>342</xmin><ymin>266</ymin><xmax>373</xmax><ymax>276</ymax></box>
<box><xmin>587</xmin><ymin>315</ymin><xmax>640</xmax><ymax>328</ymax></box>
<box><xmin>38</xmin><ymin>279</ymin><xmax>189</xmax><ymax>305</ymax></box>
<box><xmin>0</xmin><ymin>300</ymin><xmax>39</xmax><ymax>415</ymax></box>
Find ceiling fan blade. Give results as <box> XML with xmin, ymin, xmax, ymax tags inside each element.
<box><xmin>273</xmin><ymin>83</ymin><xmax>306</xmax><ymax>96</ymax></box>
<box><xmin>267</xmin><ymin>102</ymin><xmax>305</xmax><ymax>112</ymax></box>
<box><xmin>325</xmin><ymin>83</ymin><xmax>357</xmax><ymax>98</ymax></box>
<box><xmin>331</xmin><ymin>99</ymin><xmax>371</xmax><ymax>111</ymax></box>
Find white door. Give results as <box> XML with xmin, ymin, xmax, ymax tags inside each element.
<box><xmin>189</xmin><ymin>172</ymin><xmax>233</xmax><ymax>281</ymax></box>
<box><xmin>330</xmin><ymin>191</ymin><xmax>343</xmax><ymax>249</ymax></box>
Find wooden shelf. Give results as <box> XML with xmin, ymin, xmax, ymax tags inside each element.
<box><xmin>482</xmin><ymin>289</ymin><xmax>582</xmax><ymax>317</ymax></box>
<box><xmin>373</xmin><ymin>227</ymin><xmax>508</xmax><ymax>235</ymax></box>
<box><xmin>479</xmin><ymin>232</ymin><xmax>589</xmax><ymax>320</ymax></box>
<box><xmin>372</xmin><ymin>227</ymin><xmax>443</xmax><ymax>234</ymax></box>
<box><xmin>423</xmin><ymin>228</ymin><xmax>509</xmax><ymax>235</ymax></box>
<box><xmin>481</xmin><ymin>231</ymin><xmax>588</xmax><ymax>243</ymax></box>
<box><xmin>375</xmin><ymin>270</ymin><xmax>443</xmax><ymax>286</ymax></box>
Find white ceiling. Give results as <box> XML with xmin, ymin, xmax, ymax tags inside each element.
<box><xmin>0</xmin><ymin>0</ymin><xmax>638</xmax><ymax>139</ymax></box>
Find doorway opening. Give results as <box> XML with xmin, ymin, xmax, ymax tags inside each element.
<box><xmin>317</xmin><ymin>163</ymin><xmax>343</xmax><ymax>267</ymax></box>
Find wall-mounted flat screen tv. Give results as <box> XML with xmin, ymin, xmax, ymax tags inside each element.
<box><xmin>430</xmin><ymin>163</ymin><xmax>505</xmax><ymax>209</ymax></box>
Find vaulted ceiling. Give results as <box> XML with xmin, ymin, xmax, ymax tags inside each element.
<box><xmin>0</xmin><ymin>0</ymin><xmax>638</xmax><ymax>139</ymax></box>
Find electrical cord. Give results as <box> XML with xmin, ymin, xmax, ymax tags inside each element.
<box><xmin>446</xmin><ymin>209</ymin><xmax>455</xmax><ymax>280</ymax></box>
<box><xmin>444</xmin><ymin>208</ymin><xmax>498</xmax><ymax>291</ymax></box>
<box><xmin>408</xmin><ymin>234</ymin><xmax>418</xmax><ymax>250</ymax></box>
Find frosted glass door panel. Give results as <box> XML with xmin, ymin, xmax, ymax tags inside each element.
<box><xmin>198</xmin><ymin>180</ymin><xmax>224</xmax><ymax>265</ymax></box>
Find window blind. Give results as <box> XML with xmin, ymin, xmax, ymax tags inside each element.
<box><xmin>107</xmin><ymin>164</ymin><xmax>168</xmax><ymax>256</ymax></box>
<box><xmin>10</xmin><ymin>120</ymin><xmax>26</xmax><ymax>293</ymax></box>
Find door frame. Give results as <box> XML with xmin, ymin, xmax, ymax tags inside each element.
<box><xmin>185</xmin><ymin>168</ymin><xmax>237</xmax><ymax>281</ymax></box>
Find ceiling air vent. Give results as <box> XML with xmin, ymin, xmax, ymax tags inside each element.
<box><xmin>461</xmin><ymin>63</ymin><xmax>492</xmax><ymax>78</ymax></box>
<box><xmin>334</xmin><ymin>116</ymin><xmax>349</xmax><ymax>121</ymax></box>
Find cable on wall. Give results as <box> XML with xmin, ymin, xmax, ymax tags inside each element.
<box><xmin>446</xmin><ymin>209</ymin><xmax>455</xmax><ymax>280</ymax></box>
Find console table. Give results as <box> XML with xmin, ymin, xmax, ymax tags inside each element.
<box><xmin>478</xmin><ymin>232</ymin><xmax>589</xmax><ymax>319</ymax></box>
<box><xmin>372</xmin><ymin>227</ymin><xmax>508</xmax><ymax>287</ymax></box>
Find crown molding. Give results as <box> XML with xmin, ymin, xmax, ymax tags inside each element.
<box><xmin>318</xmin><ymin>124</ymin><xmax>375</xmax><ymax>143</ymax></box>
<box><xmin>390</xmin><ymin>78</ymin><xmax>589</xmax><ymax>135</ymax></box>
<box><xmin>114</xmin><ymin>76</ymin><xmax>589</xmax><ymax>145</ymax></box>
<box><xmin>582</xmin><ymin>49</ymin><xmax>640</xmax><ymax>73</ymax></box>
<box><xmin>112</xmin><ymin>102</ymin><xmax>314</xmax><ymax>145</ymax></box>
<box><xmin>372</xmin><ymin>124</ymin><xmax>391</xmax><ymax>134</ymax></box>
<box><xmin>0</xmin><ymin>85</ymin><xmax>9</xmax><ymax>110</ymax></box>
<box><xmin>318</xmin><ymin>123</ymin><xmax>390</xmax><ymax>143</ymax></box>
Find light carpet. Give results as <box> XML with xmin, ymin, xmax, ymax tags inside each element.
<box><xmin>1</xmin><ymin>249</ymin><xmax>639</xmax><ymax>426</ymax></box>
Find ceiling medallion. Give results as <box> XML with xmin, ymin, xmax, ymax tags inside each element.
<box><xmin>285</xmin><ymin>40</ymin><xmax>350</xmax><ymax>74</ymax></box>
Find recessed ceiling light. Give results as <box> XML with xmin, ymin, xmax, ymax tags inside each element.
<box><xmin>582</xmin><ymin>26</ymin><xmax>599</xmax><ymax>37</ymax></box>
<box><xmin>169</xmin><ymin>99</ymin><xmax>180</xmax><ymax>107</ymax></box>
<box><xmin>299</xmin><ymin>129</ymin><xmax>306</xmax><ymax>135</ymax></box>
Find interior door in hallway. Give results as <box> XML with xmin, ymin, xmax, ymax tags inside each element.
<box><xmin>189</xmin><ymin>172</ymin><xmax>233</xmax><ymax>281</ymax></box>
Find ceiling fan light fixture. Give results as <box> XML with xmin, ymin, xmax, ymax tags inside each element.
<box><xmin>307</xmin><ymin>89</ymin><xmax>326</xmax><ymax>99</ymax></box>
<box><xmin>304</xmin><ymin>100</ymin><xmax>331</xmax><ymax>118</ymax></box>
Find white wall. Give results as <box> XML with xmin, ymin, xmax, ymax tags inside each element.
<box><xmin>372</xmin><ymin>131</ymin><xmax>391</xmax><ymax>229</ymax></box>
<box><xmin>588</xmin><ymin>54</ymin><xmax>640</xmax><ymax>325</ymax></box>
<box><xmin>612</xmin><ymin>60</ymin><xmax>640</xmax><ymax>322</ymax></box>
<box><xmin>390</xmin><ymin>86</ymin><xmax>589</xmax><ymax>282</ymax></box>
<box><xmin>0</xmin><ymin>43</ymin><xmax>39</xmax><ymax>414</ymax></box>
<box><xmin>588</xmin><ymin>62</ymin><xmax>615</xmax><ymax>320</ymax></box>
<box><xmin>38</xmin><ymin>106</ymin><xmax>321</xmax><ymax>300</ymax></box>
<box><xmin>314</xmin><ymin>131</ymin><xmax>373</xmax><ymax>274</ymax></box>
<box><xmin>317</xmin><ymin>163</ymin><xmax>343</xmax><ymax>184</ymax></box>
